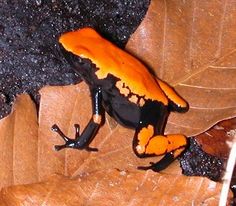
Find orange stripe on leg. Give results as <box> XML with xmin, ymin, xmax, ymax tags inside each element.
<box><xmin>93</xmin><ymin>114</ymin><xmax>102</xmax><ymax>124</ymax></box>
<box><xmin>136</xmin><ymin>125</ymin><xmax>154</xmax><ymax>154</ymax></box>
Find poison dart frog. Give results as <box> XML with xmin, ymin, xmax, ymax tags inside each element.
<box><xmin>52</xmin><ymin>27</ymin><xmax>189</xmax><ymax>172</ymax></box>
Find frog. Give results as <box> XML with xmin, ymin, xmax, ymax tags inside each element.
<box><xmin>52</xmin><ymin>27</ymin><xmax>189</xmax><ymax>172</ymax></box>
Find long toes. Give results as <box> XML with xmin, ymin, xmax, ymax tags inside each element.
<box><xmin>85</xmin><ymin>147</ymin><xmax>99</xmax><ymax>152</ymax></box>
<box><xmin>74</xmin><ymin>124</ymin><xmax>80</xmax><ymax>137</ymax></box>
<box><xmin>137</xmin><ymin>162</ymin><xmax>162</xmax><ymax>172</ymax></box>
<box><xmin>137</xmin><ymin>165</ymin><xmax>152</xmax><ymax>171</ymax></box>
<box><xmin>148</xmin><ymin>164</ymin><xmax>164</xmax><ymax>172</ymax></box>
<box><xmin>54</xmin><ymin>144</ymin><xmax>67</xmax><ymax>151</ymax></box>
<box><xmin>52</xmin><ymin>125</ymin><xmax>70</xmax><ymax>141</ymax></box>
<box><xmin>56</xmin><ymin>135</ymin><xmax>69</xmax><ymax>142</ymax></box>
<box><xmin>150</xmin><ymin>153</ymin><xmax>175</xmax><ymax>172</ymax></box>
<box><xmin>74</xmin><ymin>124</ymin><xmax>80</xmax><ymax>131</ymax></box>
<box><xmin>51</xmin><ymin>124</ymin><xmax>60</xmax><ymax>132</ymax></box>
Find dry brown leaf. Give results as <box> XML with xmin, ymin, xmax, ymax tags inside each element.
<box><xmin>0</xmin><ymin>83</ymin><xmax>232</xmax><ymax>205</ymax></box>
<box><xmin>195</xmin><ymin>118</ymin><xmax>236</xmax><ymax>159</ymax></box>
<box><xmin>126</xmin><ymin>0</ymin><xmax>236</xmax><ymax>136</ymax></box>
<box><xmin>0</xmin><ymin>169</ymin><xmax>230</xmax><ymax>206</ymax></box>
<box><xmin>0</xmin><ymin>94</ymin><xmax>38</xmax><ymax>189</ymax></box>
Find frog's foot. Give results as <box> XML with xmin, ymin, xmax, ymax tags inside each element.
<box><xmin>137</xmin><ymin>153</ymin><xmax>175</xmax><ymax>172</ymax></box>
<box><xmin>51</xmin><ymin>124</ymin><xmax>98</xmax><ymax>152</ymax></box>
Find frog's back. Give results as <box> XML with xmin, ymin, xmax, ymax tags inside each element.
<box><xmin>59</xmin><ymin>28</ymin><xmax>168</xmax><ymax>106</ymax></box>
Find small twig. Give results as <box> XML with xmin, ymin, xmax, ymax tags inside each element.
<box><xmin>219</xmin><ymin>129</ymin><xmax>236</xmax><ymax>206</ymax></box>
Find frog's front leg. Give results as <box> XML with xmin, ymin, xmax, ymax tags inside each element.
<box><xmin>52</xmin><ymin>86</ymin><xmax>103</xmax><ymax>152</ymax></box>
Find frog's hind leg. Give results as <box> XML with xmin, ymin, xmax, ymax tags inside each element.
<box><xmin>156</xmin><ymin>78</ymin><xmax>189</xmax><ymax>113</ymax></box>
<box><xmin>133</xmin><ymin>101</ymin><xmax>187</xmax><ymax>172</ymax></box>
<box><xmin>137</xmin><ymin>134</ymin><xmax>187</xmax><ymax>172</ymax></box>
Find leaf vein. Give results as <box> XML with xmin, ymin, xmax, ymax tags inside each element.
<box><xmin>179</xmin><ymin>83</ymin><xmax>236</xmax><ymax>90</ymax></box>
<box><xmin>188</xmin><ymin>0</ymin><xmax>197</xmax><ymax>72</ymax></box>
<box><xmin>190</xmin><ymin>106</ymin><xmax>236</xmax><ymax>110</ymax></box>
<box><xmin>160</xmin><ymin>0</ymin><xmax>167</xmax><ymax>77</ymax></box>
<box><xmin>172</xmin><ymin>48</ymin><xmax>236</xmax><ymax>86</ymax></box>
<box><xmin>215</xmin><ymin>0</ymin><xmax>228</xmax><ymax>58</ymax></box>
<box><xmin>209</xmin><ymin>66</ymin><xmax>236</xmax><ymax>69</ymax></box>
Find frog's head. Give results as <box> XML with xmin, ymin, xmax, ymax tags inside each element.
<box><xmin>59</xmin><ymin>28</ymin><xmax>100</xmax><ymax>77</ymax></box>
<box><xmin>59</xmin><ymin>27</ymin><xmax>100</xmax><ymax>59</ymax></box>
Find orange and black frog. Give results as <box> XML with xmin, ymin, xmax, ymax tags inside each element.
<box><xmin>52</xmin><ymin>27</ymin><xmax>189</xmax><ymax>172</ymax></box>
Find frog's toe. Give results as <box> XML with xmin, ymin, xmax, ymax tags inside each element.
<box><xmin>52</xmin><ymin>124</ymin><xmax>70</xmax><ymax>142</ymax></box>
<box><xmin>54</xmin><ymin>144</ymin><xmax>67</xmax><ymax>151</ymax></box>
<box><xmin>138</xmin><ymin>153</ymin><xmax>175</xmax><ymax>172</ymax></box>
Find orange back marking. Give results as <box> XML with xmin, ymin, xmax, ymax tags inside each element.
<box><xmin>156</xmin><ymin>79</ymin><xmax>188</xmax><ymax>109</ymax></box>
<box><xmin>59</xmin><ymin>28</ymin><xmax>168</xmax><ymax>105</ymax></box>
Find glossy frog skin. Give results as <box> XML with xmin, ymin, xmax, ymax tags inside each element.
<box><xmin>52</xmin><ymin>27</ymin><xmax>189</xmax><ymax>172</ymax></box>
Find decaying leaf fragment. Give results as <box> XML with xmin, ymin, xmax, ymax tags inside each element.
<box><xmin>0</xmin><ymin>94</ymin><xmax>38</xmax><ymax>189</ymax></box>
<box><xmin>0</xmin><ymin>168</ymin><xmax>232</xmax><ymax>206</ymax></box>
<box><xmin>195</xmin><ymin>118</ymin><xmax>236</xmax><ymax>158</ymax></box>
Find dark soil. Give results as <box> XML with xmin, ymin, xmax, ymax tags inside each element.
<box><xmin>0</xmin><ymin>0</ymin><xmax>150</xmax><ymax>118</ymax></box>
<box><xmin>179</xmin><ymin>138</ymin><xmax>224</xmax><ymax>181</ymax></box>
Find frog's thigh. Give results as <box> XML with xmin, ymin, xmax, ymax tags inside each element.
<box><xmin>143</xmin><ymin>134</ymin><xmax>187</xmax><ymax>157</ymax></box>
<box><xmin>135</xmin><ymin>124</ymin><xmax>155</xmax><ymax>155</ymax></box>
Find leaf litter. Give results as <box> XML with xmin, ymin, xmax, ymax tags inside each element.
<box><xmin>0</xmin><ymin>83</ymin><xmax>233</xmax><ymax>205</ymax></box>
<box><xmin>0</xmin><ymin>0</ymin><xmax>236</xmax><ymax>204</ymax></box>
